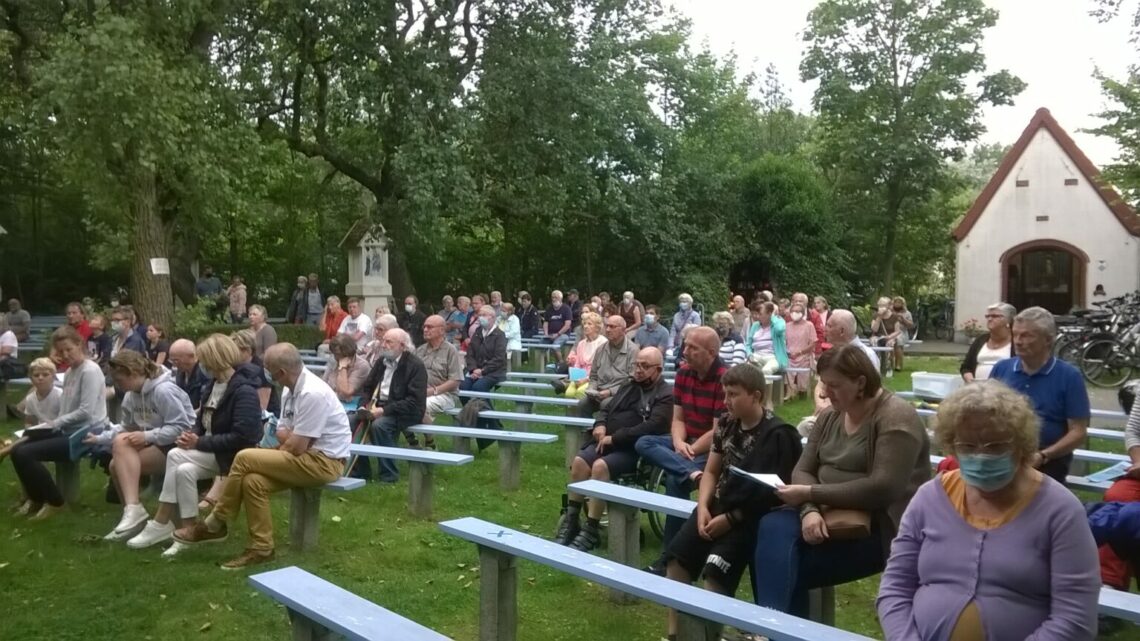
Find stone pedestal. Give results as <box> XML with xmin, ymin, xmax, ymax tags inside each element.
<box><xmin>340</xmin><ymin>220</ymin><xmax>394</xmax><ymax>314</ymax></box>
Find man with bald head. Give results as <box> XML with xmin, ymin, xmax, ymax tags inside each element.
<box><xmin>556</xmin><ymin>347</ymin><xmax>674</xmax><ymax>551</ymax></box>
<box><xmin>730</xmin><ymin>295</ymin><xmax>749</xmax><ymax>337</ymax></box>
<box><xmin>415</xmin><ymin>315</ymin><xmax>463</xmax><ymax>423</ymax></box>
<box><xmin>168</xmin><ymin>338</ymin><xmax>211</xmax><ymax>409</ymax></box>
<box><xmin>358</xmin><ymin>328</ymin><xmax>428</xmax><ymax>483</ymax></box>
<box><xmin>636</xmin><ymin>325</ymin><xmax>728</xmax><ymax>573</ymax></box>
<box><xmin>174</xmin><ymin>343</ymin><xmax>351</xmax><ymax>569</ymax></box>
<box><xmin>577</xmin><ymin>315</ymin><xmax>637</xmax><ymax>419</ymax></box>
<box><xmin>825</xmin><ymin>309</ymin><xmax>878</xmax><ymax>369</ymax></box>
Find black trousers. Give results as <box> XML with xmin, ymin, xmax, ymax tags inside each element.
<box><xmin>11</xmin><ymin>435</ymin><xmax>71</xmax><ymax>506</ymax></box>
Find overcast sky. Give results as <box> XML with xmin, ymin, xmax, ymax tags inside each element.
<box><xmin>673</xmin><ymin>0</ymin><xmax>1136</xmax><ymax>167</ymax></box>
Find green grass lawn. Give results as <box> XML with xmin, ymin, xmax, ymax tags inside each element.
<box><xmin>1</xmin><ymin>357</ymin><xmax>1138</xmax><ymax>640</ymax></box>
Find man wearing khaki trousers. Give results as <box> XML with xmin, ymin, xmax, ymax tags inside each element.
<box><xmin>173</xmin><ymin>343</ymin><xmax>351</xmax><ymax>570</ymax></box>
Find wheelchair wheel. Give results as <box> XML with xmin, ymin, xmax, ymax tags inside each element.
<box><xmin>645</xmin><ymin>465</ymin><xmax>669</xmax><ymax>541</ymax></box>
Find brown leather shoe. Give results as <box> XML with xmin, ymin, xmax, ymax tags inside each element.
<box><xmin>220</xmin><ymin>548</ymin><xmax>275</xmax><ymax>571</ymax></box>
<box><xmin>172</xmin><ymin>521</ymin><xmax>227</xmax><ymax>545</ymax></box>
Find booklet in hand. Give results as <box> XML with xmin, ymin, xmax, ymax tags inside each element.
<box><xmin>728</xmin><ymin>465</ymin><xmax>785</xmax><ymax>489</ymax></box>
<box><xmin>568</xmin><ymin>367</ymin><xmax>588</xmax><ymax>382</ymax></box>
<box><xmin>1086</xmin><ymin>460</ymin><xmax>1133</xmax><ymax>484</ymax></box>
<box><xmin>23</xmin><ymin>424</ymin><xmax>58</xmax><ymax>442</ymax></box>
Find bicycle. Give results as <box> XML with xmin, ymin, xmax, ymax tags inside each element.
<box><xmin>1080</xmin><ymin>320</ymin><xmax>1140</xmax><ymax>388</ymax></box>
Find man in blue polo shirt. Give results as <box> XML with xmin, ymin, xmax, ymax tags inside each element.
<box><xmin>991</xmin><ymin>306</ymin><xmax>1089</xmax><ymax>484</ymax></box>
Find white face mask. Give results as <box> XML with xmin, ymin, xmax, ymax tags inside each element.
<box><xmin>791</xmin><ymin>312</ymin><xmax>804</xmax><ymax>322</ymax></box>
<box><xmin>405</xmin><ymin>304</ymin><xmax>415</xmax><ymax>314</ymax></box>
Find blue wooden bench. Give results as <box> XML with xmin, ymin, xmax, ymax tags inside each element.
<box><xmin>443</xmin><ymin>407</ymin><xmax>595</xmax><ymax>467</ymax></box>
<box><xmin>348</xmin><ymin>444</ymin><xmax>472</xmax><ymax>517</ymax></box>
<box><xmin>249</xmin><ymin>566</ymin><xmax>451</xmax><ymax>641</ymax></box>
<box><xmin>568</xmin><ymin>479</ymin><xmax>836</xmax><ymax>620</ymax></box>
<box><xmin>497</xmin><ymin>380</ymin><xmax>557</xmax><ymax>392</ymax></box>
<box><xmin>407</xmin><ymin>424</ymin><xmax>556</xmax><ymax>490</ymax></box>
<box><xmin>289</xmin><ymin>476</ymin><xmax>366</xmax><ymax>552</ymax></box>
<box><xmin>439</xmin><ymin>516</ymin><xmax>873</xmax><ymax>641</ymax></box>
<box><xmin>1099</xmin><ymin>587</ymin><xmax>1140</xmax><ymax>624</ymax></box>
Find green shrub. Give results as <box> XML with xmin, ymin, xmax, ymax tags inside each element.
<box><xmin>172</xmin><ymin>323</ymin><xmax>324</xmax><ymax>349</ymax></box>
<box><xmin>171</xmin><ymin>298</ymin><xmax>219</xmax><ymax>338</ymax></box>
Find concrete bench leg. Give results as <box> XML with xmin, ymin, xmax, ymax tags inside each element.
<box><xmin>510</xmin><ymin>350</ymin><xmax>522</xmax><ymax>371</ymax></box>
<box><xmin>289</xmin><ymin>488</ymin><xmax>322</xmax><ymax>552</ymax></box>
<box><xmin>498</xmin><ymin>442</ymin><xmax>521</xmax><ymax>491</ymax></box>
<box><xmin>408</xmin><ymin>462</ymin><xmax>433</xmax><ymax>518</ymax></box>
<box><xmin>515</xmin><ymin>402</ymin><xmax>532</xmax><ymax>432</ymax></box>
<box><xmin>564</xmin><ymin>426</ymin><xmax>583</xmax><ymax>468</ymax></box>
<box><xmin>607</xmin><ymin>503</ymin><xmax>640</xmax><ymax>604</ymax></box>
<box><xmin>478</xmin><ymin>545</ymin><xmax>518</xmax><ymax>641</ymax></box>
<box><xmin>55</xmin><ymin>461</ymin><xmax>81</xmax><ymax>505</ymax></box>
<box><xmin>452</xmin><ymin>435</ymin><xmax>474</xmax><ymax>456</ymax></box>
<box><xmin>808</xmin><ymin>585</ymin><xmax>836</xmax><ymax>626</ymax></box>
<box><xmin>535</xmin><ymin>350</ymin><xmax>548</xmax><ymax>372</ymax></box>
<box><xmin>286</xmin><ymin>609</ymin><xmax>334</xmax><ymax>641</ymax></box>
<box><xmin>771</xmin><ymin>377</ymin><xmax>785</xmax><ymax>408</ymax></box>
<box><xmin>676</xmin><ymin>613</ymin><xmax>721</xmax><ymax>641</ymax></box>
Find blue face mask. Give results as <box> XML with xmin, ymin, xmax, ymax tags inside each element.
<box><xmin>478</xmin><ymin>317</ymin><xmax>492</xmax><ymax>329</ymax></box>
<box><xmin>644</xmin><ymin>314</ymin><xmax>656</xmax><ymax>326</ymax></box>
<box><xmin>679</xmin><ymin>302</ymin><xmax>690</xmax><ymax>311</ymax></box>
<box><xmin>957</xmin><ymin>452</ymin><xmax>1016</xmax><ymax>492</ymax></box>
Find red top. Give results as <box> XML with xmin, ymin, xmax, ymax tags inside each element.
<box><xmin>73</xmin><ymin>319</ymin><xmax>93</xmax><ymax>342</ymax></box>
<box><xmin>323</xmin><ymin>309</ymin><xmax>347</xmax><ymax>341</ymax></box>
<box><xmin>672</xmin><ymin>360</ymin><xmax>728</xmax><ymax>439</ymax></box>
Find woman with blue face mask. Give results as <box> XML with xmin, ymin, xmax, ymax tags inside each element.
<box><xmin>458</xmin><ymin>305</ymin><xmax>508</xmax><ymax>447</ymax></box>
<box><xmin>670</xmin><ymin>293</ymin><xmax>701</xmax><ymax>349</ymax></box>
<box><xmin>877</xmin><ymin>381</ymin><xmax>1099</xmax><ymax>641</ymax></box>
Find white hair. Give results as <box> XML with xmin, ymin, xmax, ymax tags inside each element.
<box><xmin>831</xmin><ymin>309</ymin><xmax>857</xmax><ymax>337</ymax></box>
<box><xmin>385</xmin><ymin>328</ymin><xmax>415</xmax><ymax>351</ymax></box>
<box><xmin>678</xmin><ymin>293</ymin><xmax>693</xmax><ymax>304</ymax></box>
<box><xmin>1015</xmin><ymin>306</ymin><xmax>1056</xmax><ymax>340</ymax></box>
<box><xmin>376</xmin><ymin>313</ymin><xmax>399</xmax><ymax>332</ymax></box>
<box><xmin>987</xmin><ymin>302</ymin><xmax>1016</xmax><ymax>325</ymax></box>
<box><xmin>551</xmin><ymin>290</ymin><xmax>563</xmax><ymax>300</ymax></box>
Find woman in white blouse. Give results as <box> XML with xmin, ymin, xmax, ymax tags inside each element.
<box><xmin>960</xmin><ymin>303</ymin><xmax>1015</xmax><ymax>382</ymax></box>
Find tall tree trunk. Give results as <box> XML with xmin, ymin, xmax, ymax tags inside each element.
<box><xmin>880</xmin><ymin>180</ymin><xmax>904</xmax><ymax>294</ymax></box>
<box><xmin>127</xmin><ymin>167</ymin><xmax>174</xmax><ymax>329</ymax></box>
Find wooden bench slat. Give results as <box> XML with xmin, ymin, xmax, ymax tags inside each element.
<box><xmin>569</xmin><ymin>479</ymin><xmax>693</xmax><ymax>519</ymax></box>
<box><xmin>348</xmin><ymin>444</ymin><xmax>473</xmax><ymax>466</ymax></box>
<box><xmin>408</xmin><ymin>425</ymin><xmax>557</xmax><ymax>444</ymax></box>
<box><xmin>249</xmin><ymin>566</ymin><xmax>452</xmax><ymax>641</ymax></box>
<box><xmin>440</xmin><ymin>517</ymin><xmax>874</xmax><ymax>641</ymax></box>
<box><xmin>1099</xmin><ymin>587</ymin><xmax>1140</xmax><ymax>624</ymax></box>
<box><xmin>457</xmin><ymin>391</ymin><xmax>581</xmax><ymax>407</ymax></box>
<box><xmin>326</xmin><ymin>477</ymin><xmax>367</xmax><ymax>491</ymax></box>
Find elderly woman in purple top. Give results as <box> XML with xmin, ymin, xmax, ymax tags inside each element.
<box><xmin>877</xmin><ymin>380</ymin><xmax>1098</xmax><ymax>641</ymax></box>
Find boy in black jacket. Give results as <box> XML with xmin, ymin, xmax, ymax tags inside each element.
<box><xmin>663</xmin><ymin>363</ymin><xmax>802</xmax><ymax>640</ymax></box>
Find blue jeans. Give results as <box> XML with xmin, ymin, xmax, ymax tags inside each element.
<box><xmin>634</xmin><ymin>434</ymin><xmax>709</xmax><ymax>544</ymax></box>
<box><xmin>459</xmin><ymin>374</ymin><xmax>503</xmax><ymax>448</ymax></box>
<box><xmin>369</xmin><ymin>416</ymin><xmax>402</xmax><ymax>483</ymax></box>
<box><xmin>751</xmin><ymin>508</ymin><xmax>885</xmax><ymax>617</ymax></box>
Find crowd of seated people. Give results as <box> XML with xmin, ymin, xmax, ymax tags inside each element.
<box><xmin>1</xmin><ymin>287</ymin><xmax>1129</xmax><ymax>640</ymax></box>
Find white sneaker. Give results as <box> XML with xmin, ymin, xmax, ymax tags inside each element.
<box><xmin>104</xmin><ymin>504</ymin><xmax>149</xmax><ymax>541</ymax></box>
<box><xmin>127</xmin><ymin>520</ymin><xmax>174</xmax><ymax>549</ymax></box>
<box><xmin>161</xmin><ymin>541</ymin><xmax>189</xmax><ymax>559</ymax></box>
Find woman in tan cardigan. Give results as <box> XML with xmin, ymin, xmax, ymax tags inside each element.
<box><xmin>751</xmin><ymin>343</ymin><xmax>930</xmax><ymax>616</ymax></box>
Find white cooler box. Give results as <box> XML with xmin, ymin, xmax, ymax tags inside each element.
<box><xmin>911</xmin><ymin>372</ymin><xmax>962</xmax><ymax>402</ymax></box>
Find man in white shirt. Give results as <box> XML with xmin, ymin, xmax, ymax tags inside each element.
<box><xmin>337</xmin><ymin>297</ymin><xmax>374</xmax><ymax>352</ymax></box>
<box><xmin>173</xmin><ymin>343</ymin><xmax>350</xmax><ymax>570</ymax></box>
<box><xmin>812</xmin><ymin>309</ymin><xmax>879</xmax><ymax>415</ymax></box>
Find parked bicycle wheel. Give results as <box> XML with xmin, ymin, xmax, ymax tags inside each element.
<box><xmin>1081</xmin><ymin>338</ymin><xmax>1134</xmax><ymax>388</ymax></box>
<box><xmin>1054</xmin><ymin>334</ymin><xmax>1085</xmax><ymax>365</ymax></box>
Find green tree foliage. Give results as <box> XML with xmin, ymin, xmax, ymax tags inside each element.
<box><xmin>802</xmin><ymin>0</ymin><xmax>1025</xmax><ymax>294</ymax></box>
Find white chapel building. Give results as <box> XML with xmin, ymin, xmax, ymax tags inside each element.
<box><xmin>953</xmin><ymin>107</ymin><xmax>1140</xmax><ymax>330</ymax></box>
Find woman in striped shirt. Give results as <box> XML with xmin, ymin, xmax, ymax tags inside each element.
<box><xmin>712</xmin><ymin>311</ymin><xmax>747</xmax><ymax>366</ymax></box>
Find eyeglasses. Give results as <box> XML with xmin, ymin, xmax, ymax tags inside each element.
<box><xmin>953</xmin><ymin>439</ymin><xmax>1014</xmax><ymax>456</ymax></box>
<box><xmin>633</xmin><ymin>362</ymin><xmax>660</xmax><ymax>370</ymax></box>
<box><xmin>984</xmin><ymin>314</ymin><xmax>1004</xmax><ymax>319</ymax></box>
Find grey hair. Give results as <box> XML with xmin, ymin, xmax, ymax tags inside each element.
<box><xmin>987</xmin><ymin>302</ymin><xmax>1016</xmax><ymax>326</ymax></box>
<box><xmin>386</xmin><ymin>328</ymin><xmax>415</xmax><ymax>351</ymax></box>
<box><xmin>831</xmin><ymin>309</ymin><xmax>857</xmax><ymax>337</ymax></box>
<box><xmin>248</xmin><ymin>304</ymin><xmax>267</xmax><ymax>318</ymax></box>
<box><xmin>1014</xmin><ymin>306</ymin><xmax>1056</xmax><ymax>340</ymax></box>
<box><xmin>376</xmin><ymin>314</ymin><xmax>399</xmax><ymax>332</ymax></box>
<box><xmin>678</xmin><ymin>293</ymin><xmax>693</xmax><ymax>304</ymax></box>
<box><xmin>551</xmin><ymin>290</ymin><xmax>563</xmax><ymax>300</ymax></box>
<box><xmin>265</xmin><ymin>343</ymin><xmax>303</xmax><ymax>374</ymax></box>
<box><xmin>712</xmin><ymin>310</ymin><xmax>734</xmax><ymax>325</ymax></box>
